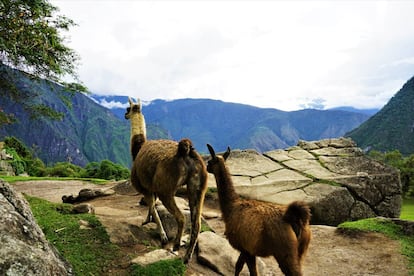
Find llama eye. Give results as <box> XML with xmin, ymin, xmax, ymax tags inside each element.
<box><xmin>126</xmin><ymin>107</ymin><xmax>131</xmax><ymax>112</ymax></box>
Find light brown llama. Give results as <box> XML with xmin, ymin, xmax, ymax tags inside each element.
<box><xmin>125</xmin><ymin>98</ymin><xmax>208</xmax><ymax>263</ymax></box>
<box><xmin>124</xmin><ymin>97</ymin><xmax>146</xmax><ymax>161</ymax></box>
<box><xmin>206</xmin><ymin>144</ymin><xmax>311</xmax><ymax>276</ymax></box>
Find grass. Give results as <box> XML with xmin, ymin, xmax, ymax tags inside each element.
<box><xmin>338</xmin><ymin>217</ymin><xmax>414</xmax><ymax>274</ymax></box>
<box><xmin>401</xmin><ymin>197</ymin><xmax>414</xmax><ymax>221</ymax></box>
<box><xmin>25</xmin><ymin>195</ymin><xmax>120</xmax><ymax>275</ymax></box>
<box><xmin>25</xmin><ymin>194</ymin><xmax>187</xmax><ymax>275</ymax></box>
<box><xmin>130</xmin><ymin>259</ymin><xmax>186</xmax><ymax>276</ymax></box>
<box><xmin>2</xmin><ymin>175</ymin><xmax>109</xmax><ymax>184</ymax></box>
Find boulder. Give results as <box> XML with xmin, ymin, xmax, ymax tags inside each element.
<box><xmin>207</xmin><ymin>137</ymin><xmax>402</xmax><ymax>225</ymax></box>
<box><xmin>197</xmin><ymin>231</ymin><xmax>267</xmax><ymax>275</ymax></box>
<box><xmin>0</xmin><ymin>180</ymin><xmax>72</xmax><ymax>275</ymax></box>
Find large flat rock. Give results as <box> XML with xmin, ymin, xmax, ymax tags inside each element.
<box><xmin>207</xmin><ymin>137</ymin><xmax>402</xmax><ymax>225</ymax></box>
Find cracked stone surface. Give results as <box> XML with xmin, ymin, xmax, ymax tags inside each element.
<box><xmin>206</xmin><ymin>137</ymin><xmax>402</xmax><ymax>225</ymax></box>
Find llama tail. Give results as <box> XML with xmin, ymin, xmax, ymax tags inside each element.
<box><xmin>177</xmin><ymin>138</ymin><xmax>194</xmax><ymax>157</ymax></box>
<box><xmin>283</xmin><ymin>201</ymin><xmax>311</xmax><ymax>238</ymax></box>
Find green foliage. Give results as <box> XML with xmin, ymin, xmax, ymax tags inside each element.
<box><xmin>81</xmin><ymin>159</ymin><xmax>130</xmax><ymax>180</ymax></box>
<box><xmin>0</xmin><ymin>0</ymin><xmax>86</xmax><ymax>124</ymax></box>
<box><xmin>5</xmin><ymin>147</ymin><xmax>26</xmax><ymax>175</ymax></box>
<box><xmin>46</xmin><ymin>161</ymin><xmax>83</xmax><ymax>177</ymax></box>
<box><xmin>338</xmin><ymin>218</ymin><xmax>414</xmax><ymax>273</ymax></box>
<box><xmin>130</xmin><ymin>259</ymin><xmax>186</xmax><ymax>276</ymax></box>
<box><xmin>0</xmin><ymin>0</ymin><xmax>79</xmax><ymax>83</ymax></box>
<box><xmin>347</xmin><ymin>77</ymin><xmax>414</xmax><ymax>155</ymax></box>
<box><xmin>4</xmin><ymin>136</ymin><xmax>32</xmax><ymax>158</ymax></box>
<box><xmin>401</xmin><ymin>198</ymin><xmax>414</xmax><ymax>221</ymax></box>
<box><xmin>25</xmin><ymin>195</ymin><xmax>120</xmax><ymax>275</ymax></box>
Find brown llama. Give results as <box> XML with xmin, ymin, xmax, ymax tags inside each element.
<box><xmin>206</xmin><ymin>144</ymin><xmax>311</xmax><ymax>276</ymax></box>
<box><xmin>125</xmin><ymin>98</ymin><xmax>208</xmax><ymax>263</ymax></box>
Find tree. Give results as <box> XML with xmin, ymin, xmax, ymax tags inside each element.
<box><xmin>0</xmin><ymin>0</ymin><xmax>85</xmax><ymax>124</ymax></box>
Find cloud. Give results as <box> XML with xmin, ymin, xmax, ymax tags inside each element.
<box><xmin>52</xmin><ymin>0</ymin><xmax>414</xmax><ymax>111</ymax></box>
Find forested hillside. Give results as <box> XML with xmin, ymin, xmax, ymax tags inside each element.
<box><xmin>346</xmin><ymin>76</ymin><xmax>414</xmax><ymax>155</ymax></box>
<box><xmin>0</xmin><ymin>65</ymin><xmax>167</xmax><ymax>167</ymax></box>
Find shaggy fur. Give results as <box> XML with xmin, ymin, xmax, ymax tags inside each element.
<box><xmin>125</xmin><ymin>98</ymin><xmax>208</xmax><ymax>263</ymax></box>
<box><xmin>206</xmin><ymin>144</ymin><xmax>311</xmax><ymax>276</ymax></box>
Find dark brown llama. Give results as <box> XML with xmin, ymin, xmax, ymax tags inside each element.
<box><xmin>206</xmin><ymin>144</ymin><xmax>311</xmax><ymax>276</ymax></box>
<box><xmin>125</xmin><ymin>98</ymin><xmax>208</xmax><ymax>263</ymax></box>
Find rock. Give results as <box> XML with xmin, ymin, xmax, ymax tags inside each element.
<box><xmin>211</xmin><ymin>137</ymin><xmax>402</xmax><ymax>226</ymax></box>
<box><xmin>62</xmin><ymin>188</ymin><xmax>115</xmax><ymax>203</ymax></box>
<box><xmin>0</xmin><ymin>180</ymin><xmax>72</xmax><ymax>275</ymax></box>
<box><xmin>156</xmin><ymin>197</ymin><xmax>209</xmax><ymax>241</ymax></box>
<box><xmin>131</xmin><ymin>249</ymin><xmax>178</xmax><ymax>266</ymax></box>
<box><xmin>197</xmin><ymin>231</ymin><xmax>266</xmax><ymax>275</ymax></box>
<box><xmin>72</xmin><ymin>203</ymin><xmax>95</xmax><ymax>214</ymax></box>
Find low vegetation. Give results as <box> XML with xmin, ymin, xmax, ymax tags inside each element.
<box><xmin>2</xmin><ymin>136</ymin><xmax>130</xmax><ymax>180</ymax></box>
<box><xmin>25</xmin><ymin>195</ymin><xmax>119</xmax><ymax>275</ymax></box>
<box><xmin>25</xmin><ymin>194</ymin><xmax>187</xmax><ymax>275</ymax></box>
<box><xmin>339</xmin><ymin>218</ymin><xmax>414</xmax><ymax>274</ymax></box>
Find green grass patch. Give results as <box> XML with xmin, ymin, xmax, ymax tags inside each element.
<box><xmin>2</xmin><ymin>175</ymin><xmax>109</xmax><ymax>184</ymax></box>
<box><xmin>25</xmin><ymin>195</ymin><xmax>120</xmax><ymax>275</ymax></box>
<box><xmin>339</xmin><ymin>218</ymin><xmax>414</xmax><ymax>274</ymax></box>
<box><xmin>402</xmin><ymin>197</ymin><xmax>414</xmax><ymax>221</ymax></box>
<box><xmin>130</xmin><ymin>259</ymin><xmax>186</xmax><ymax>276</ymax></box>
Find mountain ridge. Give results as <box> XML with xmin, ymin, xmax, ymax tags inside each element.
<box><xmin>346</xmin><ymin>75</ymin><xmax>414</xmax><ymax>155</ymax></box>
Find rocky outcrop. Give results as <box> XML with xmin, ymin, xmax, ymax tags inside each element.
<box><xmin>206</xmin><ymin>137</ymin><xmax>402</xmax><ymax>225</ymax></box>
<box><xmin>0</xmin><ymin>180</ymin><xmax>72</xmax><ymax>275</ymax></box>
<box><xmin>0</xmin><ymin>147</ymin><xmax>14</xmax><ymax>176</ymax></box>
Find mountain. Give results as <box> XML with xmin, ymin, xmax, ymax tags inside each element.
<box><xmin>346</xmin><ymin>76</ymin><xmax>414</xmax><ymax>155</ymax></box>
<box><xmin>0</xmin><ymin>65</ymin><xmax>167</xmax><ymax>167</ymax></box>
<box><xmin>328</xmin><ymin>106</ymin><xmax>379</xmax><ymax>116</ymax></box>
<box><xmin>92</xmin><ymin>96</ymin><xmax>371</xmax><ymax>154</ymax></box>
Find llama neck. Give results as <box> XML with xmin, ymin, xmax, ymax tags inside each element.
<box><xmin>214</xmin><ymin>163</ymin><xmax>239</xmax><ymax>220</ymax></box>
<box><xmin>130</xmin><ymin>113</ymin><xmax>146</xmax><ymax>139</ymax></box>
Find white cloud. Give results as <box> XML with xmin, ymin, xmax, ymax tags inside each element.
<box><xmin>52</xmin><ymin>0</ymin><xmax>414</xmax><ymax>111</ymax></box>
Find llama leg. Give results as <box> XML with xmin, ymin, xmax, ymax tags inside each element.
<box><xmin>159</xmin><ymin>194</ymin><xmax>185</xmax><ymax>252</ymax></box>
<box><xmin>274</xmin><ymin>254</ymin><xmax>302</xmax><ymax>276</ymax></box>
<box><xmin>245</xmin><ymin>253</ymin><xmax>258</xmax><ymax>276</ymax></box>
<box><xmin>183</xmin><ymin>176</ymin><xmax>207</xmax><ymax>263</ymax></box>
<box><xmin>235</xmin><ymin>252</ymin><xmax>246</xmax><ymax>276</ymax></box>
<box><xmin>143</xmin><ymin>193</ymin><xmax>168</xmax><ymax>244</ymax></box>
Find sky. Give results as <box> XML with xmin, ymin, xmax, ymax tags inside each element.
<box><xmin>51</xmin><ymin>0</ymin><xmax>414</xmax><ymax>111</ymax></box>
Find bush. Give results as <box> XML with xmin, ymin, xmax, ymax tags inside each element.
<box><xmin>46</xmin><ymin>162</ymin><xmax>84</xmax><ymax>177</ymax></box>
<box><xmin>82</xmin><ymin>160</ymin><xmax>129</xmax><ymax>180</ymax></box>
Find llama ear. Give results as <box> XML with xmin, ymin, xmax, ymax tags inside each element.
<box><xmin>128</xmin><ymin>97</ymin><xmax>134</xmax><ymax>105</ymax></box>
<box><xmin>138</xmin><ymin>98</ymin><xmax>142</xmax><ymax>110</ymax></box>
<box><xmin>223</xmin><ymin>146</ymin><xmax>231</xmax><ymax>160</ymax></box>
<box><xmin>207</xmin><ymin>144</ymin><xmax>216</xmax><ymax>158</ymax></box>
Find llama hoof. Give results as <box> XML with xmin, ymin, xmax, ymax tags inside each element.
<box><xmin>182</xmin><ymin>253</ymin><xmax>191</xmax><ymax>264</ymax></box>
<box><xmin>173</xmin><ymin>243</ymin><xmax>180</xmax><ymax>252</ymax></box>
<box><xmin>160</xmin><ymin>233</ymin><xmax>169</xmax><ymax>244</ymax></box>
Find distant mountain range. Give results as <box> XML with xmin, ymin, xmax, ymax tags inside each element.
<box><xmin>2</xmin><ymin>64</ymin><xmax>396</xmax><ymax>167</ymax></box>
<box><xmin>346</xmin><ymin>76</ymin><xmax>414</xmax><ymax>155</ymax></box>
<box><xmin>91</xmin><ymin>95</ymin><xmax>372</xmax><ymax>154</ymax></box>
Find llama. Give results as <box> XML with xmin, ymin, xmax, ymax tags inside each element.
<box><xmin>206</xmin><ymin>144</ymin><xmax>311</xmax><ymax>276</ymax></box>
<box><xmin>124</xmin><ymin>97</ymin><xmax>146</xmax><ymax>161</ymax></box>
<box><xmin>125</xmin><ymin>98</ymin><xmax>208</xmax><ymax>263</ymax></box>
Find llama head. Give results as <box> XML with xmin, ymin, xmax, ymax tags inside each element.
<box><xmin>125</xmin><ymin>97</ymin><xmax>142</xmax><ymax>120</ymax></box>
<box><xmin>206</xmin><ymin>144</ymin><xmax>231</xmax><ymax>174</ymax></box>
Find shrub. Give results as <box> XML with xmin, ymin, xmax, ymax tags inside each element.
<box><xmin>46</xmin><ymin>162</ymin><xmax>84</xmax><ymax>177</ymax></box>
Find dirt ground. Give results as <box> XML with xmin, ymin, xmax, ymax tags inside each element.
<box><xmin>13</xmin><ymin>180</ymin><xmax>410</xmax><ymax>276</ymax></box>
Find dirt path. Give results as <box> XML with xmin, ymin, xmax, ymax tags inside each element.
<box><xmin>13</xmin><ymin>180</ymin><xmax>410</xmax><ymax>276</ymax></box>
